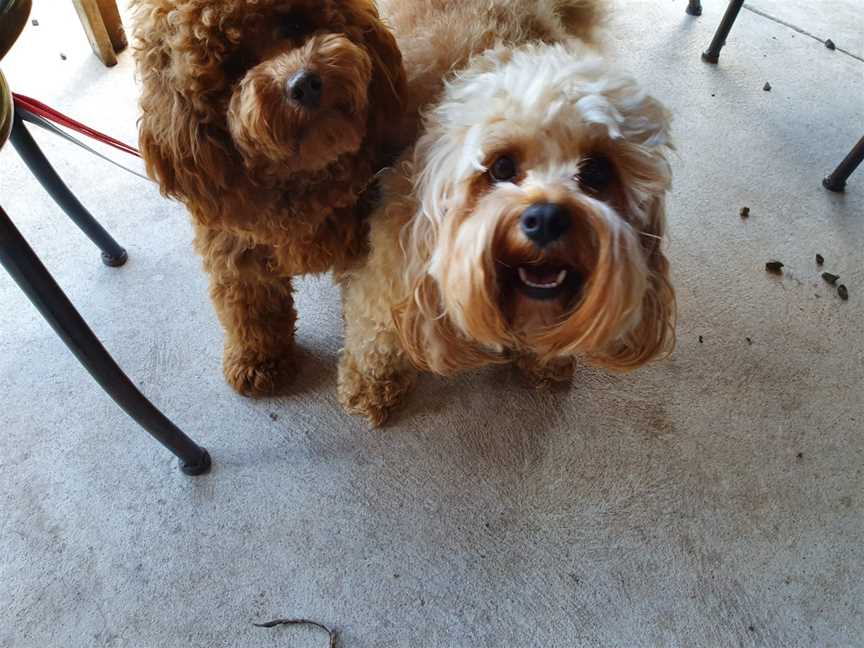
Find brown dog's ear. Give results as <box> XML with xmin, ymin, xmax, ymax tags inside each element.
<box><xmin>138</xmin><ymin>105</ymin><xmax>235</xmax><ymax>218</ymax></box>
<box><xmin>345</xmin><ymin>0</ymin><xmax>407</xmax><ymax>160</ymax></box>
<box><xmin>133</xmin><ymin>3</ymin><xmax>237</xmax><ymax>220</ymax></box>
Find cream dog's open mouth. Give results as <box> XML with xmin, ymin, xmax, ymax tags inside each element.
<box><xmin>518</xmin><ymin>266</ymin><xmax>568</xmax><ymax>289</ymax></box>
<box><xmin>515</xmin><ymin>264</ymin><xmax>578</xmax><ymax>300</ymax></box>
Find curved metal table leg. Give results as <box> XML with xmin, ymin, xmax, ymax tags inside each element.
<box><xmin>9</xmin><ymin>112</ymin><xmax>128</xmax><ymax>267</ymax></box>
<box><xmin>823</xmin><ymin>136</ymin><xmax>864</xmax><ymax>193</ymax></box>
<box><xmin>0</xmin><ymin>205</ymin><xmax>211</xmax><ymax>475</ymax></box>
<box><xmin>702</xmin><ymin>0</ymin><xmax>745</xmax><ymax>64</ymax></box>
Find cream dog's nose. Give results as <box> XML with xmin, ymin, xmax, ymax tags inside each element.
<box><xmin>521</xmin><ymin>203</ymin><xmax>571</xmax><ymax>247</ymax></box>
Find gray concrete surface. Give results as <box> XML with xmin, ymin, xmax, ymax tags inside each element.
<box><xmin>1</xmin><ymin>1</ymin><xmax>862</xmax><ymax>646</ymax></box>
<box><xmin>747</xmin><ymin>0</ymin><xmax>864</xmax><ymax>60</ymax></box>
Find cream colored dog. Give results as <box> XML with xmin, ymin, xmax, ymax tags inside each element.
<box><xmin>338</xmin><ymin>0</ymin><xmax>675</xmax><ymax>425</ymax></box>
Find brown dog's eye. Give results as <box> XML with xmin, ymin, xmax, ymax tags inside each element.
<box><xmin>279</xmin><ymin>13</ymin><xmax>311</xmax><ymax>39</ymax></box>
<box><xmin>489</xmin><ymin>155</ymin><xmax>518</xmax><ymax>183</ymax></box>
<box><xmin>578</xmin><ymin>154</ymin><xmax>616</xmax><ymax>194</ymax></box>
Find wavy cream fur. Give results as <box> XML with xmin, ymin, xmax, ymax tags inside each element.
<box><xmin>338</xmin><ymin>0</ymin><xmax>675</xmax><ymax>426</ymax></box>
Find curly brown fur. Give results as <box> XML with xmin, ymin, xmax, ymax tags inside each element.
<box><xmin>339</xmin><ymin>0</ymin><xmax>676</xmax><ymax>426</ymax></box>
<box><xmin>133</xmin><ymin>0</ymin><xmax>405</xmax><ymax>395</ymax></box>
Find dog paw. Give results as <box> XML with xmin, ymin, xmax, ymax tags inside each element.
<box><xmin>517</xmin><ymin>356</ymin><xmax>577</xmax><ymax>390</ymax></box>
<box><xmin>223</xmin><ymin>348</ymin><xmax>290</xmax><ymax>397</ymax></box>
<box><xmin>337</xmin><ymin>356</ymin><xmax>414</xmax><ymax>427</ymax></box>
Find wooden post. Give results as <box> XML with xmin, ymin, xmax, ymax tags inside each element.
<box><xmin>71</xmin><ymin>0</ymin><xmax>119</xmax><ymax>67</ymax></box>
<box><xmin>95</xmin><ymin>0</ymin><xmax>127</xmax><ymax>53</ymax></box>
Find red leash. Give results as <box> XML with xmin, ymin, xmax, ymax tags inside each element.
<box><xmin>12</xmin><ymin>93</ymin><xmax>141</xmax><ymax>159</ymax></box>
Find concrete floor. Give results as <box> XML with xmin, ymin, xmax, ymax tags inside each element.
<box><xmin>1</xmin><ymin>1</ymin><xmax>862</xmax><ymax>647</ymax></box>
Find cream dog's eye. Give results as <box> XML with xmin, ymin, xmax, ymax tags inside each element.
<box><xmin>489</xmin><ymin>155</ymin><xmax>518</xmax><ymax>182</ymax></box>
<box><xmin>578</xmin><ymin>154</ymin><xmax>615</xmax><ymax>194</ymax></box>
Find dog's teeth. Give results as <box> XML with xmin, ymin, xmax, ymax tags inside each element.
<box><xmin>555</xmin><ymin>269</ymin><xmax>568</xmax><ymax>286</ymax></box>
<box><xmin>518</xmin><ymin>267</ymin><xmax>568</xmax><ymax>289</ymax></box>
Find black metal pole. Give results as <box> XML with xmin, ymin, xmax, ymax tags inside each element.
<box><xmin>823</xmin><ymin>136</ymin><xmax>864</xmax><ymax>193</ymax></box>
<box><xmin>0</xmin><ymin>205</ymin><xmax>211</xmax><ymax>475</ymax></box>
<box><xmin>9</xmin><ymin>112</ymin><xmax>128</xmax><ymax>267</ymax></box>
<box><xmin>702</xmin><ymin>0</ymin><xmax>745</xmax><ymax>64</ymax></box>
<box><xmin>687</xmin><ymin>0</ymin><xmax>702</xmax><ymax>17</ymax></box>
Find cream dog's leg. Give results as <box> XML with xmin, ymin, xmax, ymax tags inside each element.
<box><xmin>337</xmin><ymin>184</ymin><xmax>418</xmax><ymax>427</ymax></box>
<box><xmin>514</xmin><ymin>355</ymin><xmax>577</xmax><ymax>389</ymax></box>
<box><xmin>338</xmin><ymin>270</ymin><xmax>416</xmax><ymax>427</ymax></box>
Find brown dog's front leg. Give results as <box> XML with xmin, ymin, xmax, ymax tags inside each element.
<box><xmin>198</xmin><ymin>228</ymin><xmax>297</xmax><ymax>397</ymax></box>
<box><xmin>210</xmin><ymin>273</ymin><xmax>297</xmax><ymax>397</ymax></box>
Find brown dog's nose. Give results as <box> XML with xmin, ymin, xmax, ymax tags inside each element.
<box><xmin>288</xmin><ymin>70</ymin><xmax>323</xmax><ymax>109</ymax></box>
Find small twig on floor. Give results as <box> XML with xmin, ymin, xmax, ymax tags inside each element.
<box><xmin>254</xmin><ymin>619</ymin><xmax>338</xmax><ymax>648</ymax></box>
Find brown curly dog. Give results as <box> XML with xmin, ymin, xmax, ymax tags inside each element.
<box><xmin>132</xmin><ymin>0</ymin><xmax>405</xmax><ymax>396</ymax></box>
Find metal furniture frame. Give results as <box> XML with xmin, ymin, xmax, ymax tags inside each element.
<box><xmin>687</xmin><ymin>0</ymin><xmax>862</xmax><ymax>192</ymax></box>
<box><xmin>1</xmin><ymin>0</ymin><xmax>210</xmax><ymax>475</ymax></box>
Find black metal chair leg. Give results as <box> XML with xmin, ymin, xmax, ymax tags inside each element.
<box><xmin>702</xmin><ymin>0</ymin><xmax>745</xmax><ymax>64</ymax></box>
<box><xmin>687</xmin><ymin>0</ymin><xmax>702</xmax><ymax>17</ymax></box>
<box><xmin>823</xmin><ymin>136</ymin><xmax>864</xmax><ymax>193</ymax></box>
<box><xmin>0</xmin><ymin>205</ymin><xmax>211</xmax><ymax>476</ymax></box>
<box><xmin>9</xmin><ymin>112</ymin><xmax>128</xmax><ymax>268</ymax></box>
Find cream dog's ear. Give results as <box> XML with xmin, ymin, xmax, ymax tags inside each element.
<box><xmin>551</xmin><ymin>0</ymin><xmax>607</xmax><ymax>42</ymax></box>
<box><xmin>591</xmin><ymin>83</ymin><xmax>675</xmax><ymax>368</ymax></box>
<box><xmin>586</xmin><ymin>194</ymin><xmax>676</xmax><ymax>370</ymax></box>
<box><xmin>393</xmin><ymin>274</ymin><xmax>507</xmax><ymax>375</ymax></box>
<box><xmin>391</xmin><ymin>151</ymin><xmax>505</xmax><ymax>376</ymax></box>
